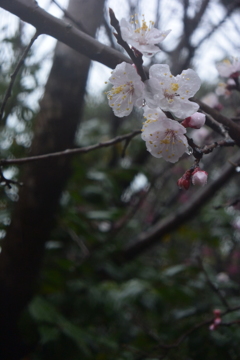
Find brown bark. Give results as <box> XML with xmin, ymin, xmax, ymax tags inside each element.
<box><xmin>0</xmin><ymin>0</ymin><xmax>129</xmax><ymax>70</ymax></box>
<box><xmin>0</xmin><ymin>0</ymin><xmax>105</xmax><ymax>358</ymax></box>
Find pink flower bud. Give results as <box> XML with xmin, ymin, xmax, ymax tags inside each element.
<box><xmin>182</xmin><ymin>113</ymin><xmax>206</xmax><ymax>129</ymax></box>
<box><xmin>213</xmin><ymin>309</ymin><xmax>221</xmax><ymax>317</ymax></box>
<box><xmin>214</xmin><ymin>317</ymin><xmax>222</xmax><ymax>325</ymax></box>
<box><xmin>209</xmin><ymin>323</ymin><xmax>216</xmax><ymax>331</ymax></box>
<box><xmin>192</xmin><ymin>168</ymin><xmax>208</xmax><ymax>186</ymax></box>
<box><xmin>177</xmin><ymin>170</ymin><xmax>192</xmax><ymax>190</ymax></box>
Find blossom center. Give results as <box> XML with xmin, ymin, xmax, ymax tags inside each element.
<box><xmin>110</xmin><ymin>82</ymin><xmax>134</xmax><ymax>97</ymax></box>
<box><xmin>133</xmin><ymin>16</ymin><xmax>154</xmax><ymax>35</ymax></box>
<box><xmin>171</xmin><ymin>83</ymin><xmax>179</xmax><ymax>92</ymax></box>
<box><xmin>163</xmin><ymin>83</ymin><xmax>180</xmax><ymax>101</ymax></box>
<box><xmin>160</xmin><ymin>128</ymin><xmax>178</xmax><ymax>144</ymax></box>
<box><xmin>223</xmin><ymin>59</ymin><xmax>231</xmax><ymax>64</ymax></box>
<box><xmin>111</xmin><ymin>85</ymin><xmax>124</xmax><ymax>94</ymax></box>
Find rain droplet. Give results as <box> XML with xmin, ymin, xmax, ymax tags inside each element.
<box><xmin>186</xmin><ymin>146</ymin><xmax>193</xmax><ymax>155</ymax></box>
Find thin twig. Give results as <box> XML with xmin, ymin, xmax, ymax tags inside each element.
<box><xmin>194</xmin><ymin>98</ymin><xmax>240</xmax><ymax>146</ymax></box>
<box><xmin>109</xmin><ymin>8</ymin><xmax>147</xmax><ymax>82</ymax></box>
<box><xmin>198</xmin><ymin>257</ymin><xmax>230</xmax><ymax>310</ymax></box>
<box><xmin>121</xmin><ymin>137</ymin><xmax>132</xmax><ymax>158</ymax></box>
<box><xmin>0</xmin><ymin>130</ymin><xmax>141</xmax><ymax>166</ymax></box>
<box><xmin>201</xmin><ymin>138</ymin><xmax>235</xmax><ymax>154</ymax></box>
<box><xmin>214</xmin><ymin>197</ymin><xmax>240</xmax><ymax>210</ymax></box>
<box><xmin>157</xmin><ymin>319</ymin><xmax>212</xmax><ymax>350</ymax></box>
<box><xmin>0</xmin><ymin>30</ymin><xmax>39</xmax><ymax>121</ymax></box>
<box><xmin>117</xmin><ymin>151</ymin><xmax>240</xmax><ymax>262</ymax></box>
<box><xmin>0</xmin><ymin>0</ymin><xmax>131</xmax><ymax>70</ymax></box>
<box><xmin>187</xmin><ymin>136</ymin><xmax>235</xmax><ymax>163</ymax></box>
<box><xmin>221</xmin><ymin>320</ymin><xmax>240</xmax><ymax>326</ymax></box>
<box><xmin>0</xmin><ymin>168</ymin><xmax>23</xmax><ymax>188</ymax></box>
<box><xmin>197</xmin><ymin>3</ymin><xmax>237</xmax><ymax>48</ymax></box>
<box><xmin>201</xmin><ymin>110</ymin><xmax>230</xmax><ymax>138</ymax></box>
<box><xmin>149</xmin><ymin>305</ymin><xmax>240</xmax><ymax>354</ymax></box>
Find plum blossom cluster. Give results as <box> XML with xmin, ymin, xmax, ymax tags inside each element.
<box><xmin>106</xmin><ymin>11</ymin><xmax>207</xmax><ymax>188</ymax></box>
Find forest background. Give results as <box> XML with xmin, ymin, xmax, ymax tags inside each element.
<box><xmin>1</xmin><ymin>0</ymin><xmax>240</xmax><ymax>359</ymax></box>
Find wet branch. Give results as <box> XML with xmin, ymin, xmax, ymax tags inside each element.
<box><xmin>198</xmin><ymin>257</ymin><xmax>230</xmax><ymax>310</ymax></box>
<box><xmin>109</xmin><ymin>8</ymin><xmax>147</xmax><ymax>82</ymax></box>
<box><xmin>0</xmin><ymin>30</ymin><xmax>39</xmax><ymax>121</ymax></box>
<box><xmin>0</xmin><ymin>130</ymin><xmax>141</xmax><ymax>167</ymax></box>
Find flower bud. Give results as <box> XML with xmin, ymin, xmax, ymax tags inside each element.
<box><xmin>177</xmin><ymin>170</ymin><xmax>192</xmax><ymax>190</ymax></box>
<box><xmin>192</xmin><ymin>168</ymin><xmax>208</xmax><ymax>186</ymax></box>
<box><xmin>182</xmin><ymin>113</ymin><xmax>206</xmax><ymax>129</ymax></box>
<box><xmin>214</xmin><ymin>317</ymin><xmax>222</xmax><ymax>326</ymax></box>
<box><xmin>213</xmin><ymin>309</ymin><xmax>221</xmax><ymax>317</ymax></box>
<box><xmin>209</xmin><ymin>323</ymin><xmax>216</xmax><ymax>331</ymax></box>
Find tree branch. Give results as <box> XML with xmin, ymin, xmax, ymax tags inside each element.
<box><xmin>198</xmin><ymin>257</ymin><xmax>230</xmax><ymax>310</ymax></box>
<box><xmin>159</xmin><ymin>307</ymin><xmax>240</xmax><ymax>350</ymax></box>
<box><xmin>109</xmin><ymin>8</ymin><xmax>147</xmax><ymax>82</ymax></box>
<box><xmin>0</xmin><ymin>130</ymin><xmax>141</xmax><ymax>166</ymax></box>
<box><xmin>193</xmin><ymin>98</ymin><xmax>240</xmax><ymax>146</ymax></box>
<box><xmin>0</xmin><ymin>0</ymin><xmax>130</xmax><ymax>70</ymax></box>
<box><xmin>0</xmin><ymin>30</ymin><xmax>39</xmax><ymax>121</ymax></box>
<box><xmin>118</xmin><ymin>152</ymin><xmax>240</xmax><ymax>262</ymax></box>
<box><xmin>197</xmin><ymin>2</ymin><xmax>237</xmax><ymax>48</ymax></box>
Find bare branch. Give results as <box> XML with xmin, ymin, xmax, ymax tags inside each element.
<box><xmin>198</xmin><ymin>257</ymin><xmax>230</xmax><ymax>310</ymax></box>
<box><xmin>0</xmin><ymin>30</ymin><xmax>39</xmax><ymax>121</ymax></box>
<box><xmin>118</xmin><ymin>152</ymin><xmax>240</xmax><ymax>262</ymax></box>
<box><xmin>147</xmin><ymin>305</ymin><xmax>240</xmax><ymax>356</ymax></box>
<box><xmin>192</xmin><ymin>0</ymin><xmax>210</xmax><ymax>30</ymax></box>
<box><xmin>0</xmin><ymin>0</ymin><xmax>130</xmax><ymax>70</ymax></box>
<box><xmin>202</xmin><ymin>110</ymin><xmax>230</xmax><ymax>138</ymax></box>
<box><xmin>214</xmin><ymin>197</ymin><xmax>240</xmax><ymax>210</ymax></box>
<box><xmin>102</xmin><ymin>15</ymin><xmax>119</xmax><ymax>50</ymax></box>
<box><xmin>201</xmin><ymin>138</ymin><xmax>235</xmax><ymax>154</ymax></box>
<box><xmin>0</xmin><ymin>130</ymin><xmax>141</xmax><ymax>166</ymax></box>
<box><xmin>194</xmin><ymin>98</ymin><xmax>240</xmax><ymax>146</ymax></box>
<box><xmin>197</xmin><ymin>3</ymin><xmax>238</xmax><ymax>48</ymax></box>
<box><xmin>0</xmin><ymin>168</ymin><xmax>23</xmax><ymax>188</ymax></box>
<box><xmin>109</xmin><ymin>8</ymin><xmax>147</xmax><ymax>82</ymax></box>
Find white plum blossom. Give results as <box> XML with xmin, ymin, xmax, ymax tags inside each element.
<box><xmin>120</xmin><ymin>16</ymin><xmax>171</xmax><ymax>57</ymax></box>
<box><xmin>145</xmin><ymin>64</ymin><xmax>201</xmax><ymax>118</ymax></box>
<box><xmin>182</xmin><ymin>112</ymin><xmax>206</xmax><ymax>129</ymax></box>
<box><xmin>201</xmin><ymin>92</ymin><xmax>222</xmax><ymax>110</ymax></box>
<box><xmin>191</xmin><ymin>127</ymin><xmax>210</xmax><ymax>146</ymax></box>
<box><xmin>106</xmin><ymin>62</ymin><xmax>144</xmax><ymax>117</ymax></box>
<box><xmin>192</xmin><ymin>169</ymin><xmax>208</xmax><ymax>186</ymax></box>
<box><xmin>216</xmin><ymin>78</ymin><xmax>235</xmax><ymax>97</ymax></box>
<box><xmin>141</xmin><ymin>106</ymin><xmax>188</xmax><ymax>163</ymax></box>
<box><xmin>216</xmin><ymin>57</ymin><xmax>240</xmax><ymax>78</ymax></box>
